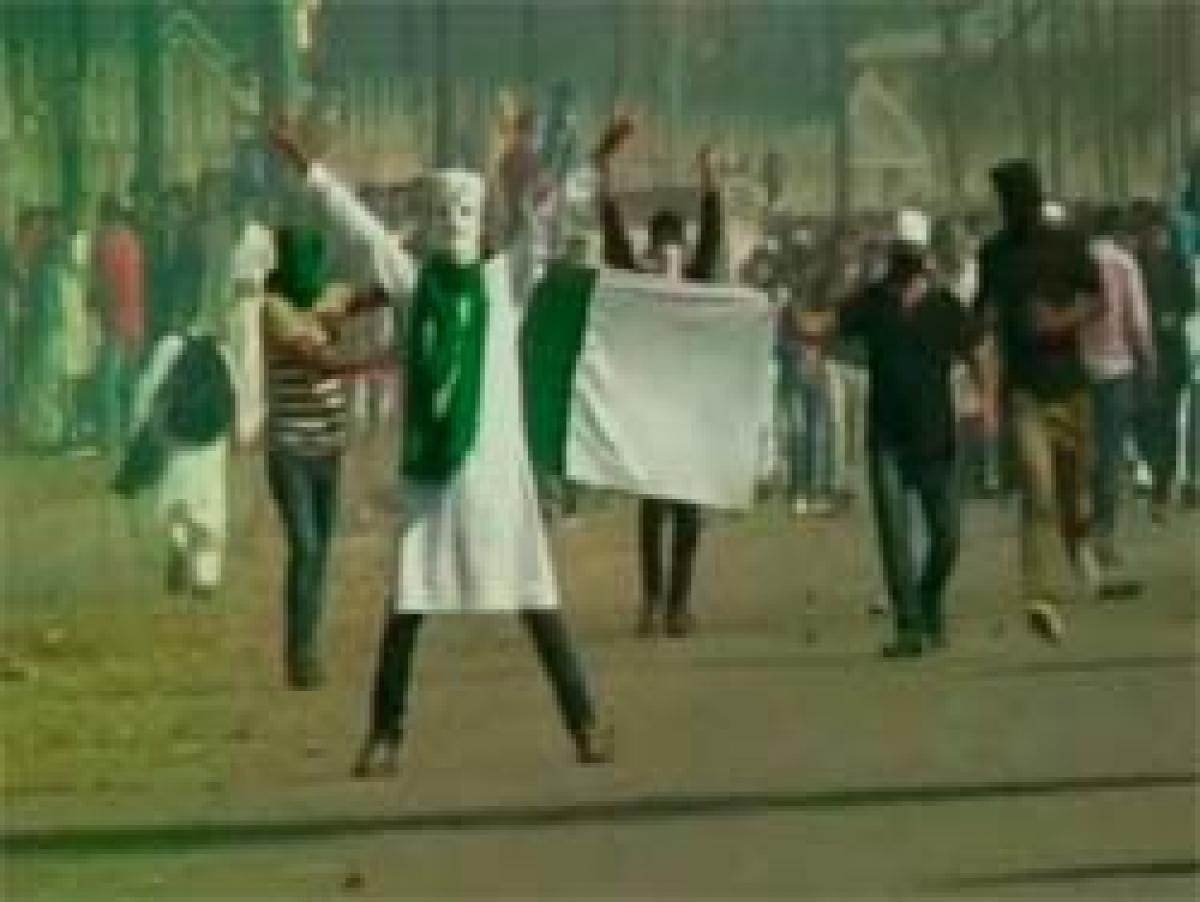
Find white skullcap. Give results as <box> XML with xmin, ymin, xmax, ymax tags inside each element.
<box><xmin>432</xmin><ymin>169</ymin><xmax>485</xmax><ymax>206</ymax></box>
<box><xmin>1041</xmin><ymin>200</ymin><xmax>1067</xmax><ymax>225</ymax></box>
<box><xmin>895</xmin><ymin>208</ymin><xmax>931</xmax><ymax>249</ymax></box>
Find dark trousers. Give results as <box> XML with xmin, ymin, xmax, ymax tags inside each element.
<box><xmin>868</xmin><ymin>444</ymin><xmax>962</xmax><ymax>641</ymax></box>
<box><xmin>1137</xmin><ymin>376</ymin><xmax>1186</xmax><ymax>501</ymax></box>
<box><xmin>267</xmin><ymin>450</ymin><xmax>341</xmax><ymax>676</ymax></box>
<box><xmin>1185</xmin><ymin>383</ymin><xmax>1200</xmax><ymax>489</ymax></box>
<box><xmin>1090</xmin><ymin>376</ymin><xmax>1136</xmax><ymax>546</ymax></box>
<box><xmin>639</xmin><ymin>499</ymin><xmax>701</xmax><ymax>614</ymax></box>
<box><xmin>368</xmin><ymin>609</ymin><xmax>595</xmax><ymax>742</ymax></box>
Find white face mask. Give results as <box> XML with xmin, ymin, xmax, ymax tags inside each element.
<box><xmin>431</xmin><ymin>171</ymin><xmax>485</xmax><ymax>265</ymax></box>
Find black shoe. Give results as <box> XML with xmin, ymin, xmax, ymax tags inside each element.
<box><xmin>166</xmin><ymin>553</ymin><xmax>187</xmax><ymax>596</ymax></box>
<box><xmin>664</xmin><ymin>608</ymin><xmax>695</xmax><ymax>638</ymax></box>
<box><xmin>636</xmin><ymin>603</ymin><xmax>661</xmax><ymax>637</ymax></box>
<box><xmin>352</xmin><ymin>734</ymin><xmax>402</xmax><ymax>779</ymax></box>
<box><xmin>573</xmin><ymin>721</ymin><xmax>614</xmax><ymax>765</ymax></box>
<box><xmin>1097</xmin><ymin>578</ymin><xmax>1144</xmax><ymax>601</ymax></box>
<box><xmin>881</xmin><ymin>634</ymin><xmax>924</xmax><ymax>659</ymax></box>
<box><xmin>1182</xmin><ymin>485</ymin><xmax>1199</xmax><ymax>509</ymax></box>
<box><xmin>287</xmin><ymin>655</ymin><xmax>326</xmax><ymax>690</ymax></box>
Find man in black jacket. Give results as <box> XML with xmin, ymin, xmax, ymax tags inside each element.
<box><xmin>978</xmin><ymin>160</ymin><xmax>1103</xmax><ymax>643</ymax></box>
<box><xmin>595</xmin><ymin>128</ymin><xmax>722</xmax><ymax>637</ymax></box>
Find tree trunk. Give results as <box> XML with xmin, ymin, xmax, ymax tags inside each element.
<box><xmin>4</xmin><ymin>2</ymin><xmax>28</xmax><ymax>204</ymax></box>
<box><xmin>1176</xmin><ymin>0</ymin><xmax>1196</xmax><ymax>169</ymax></box>
<box><xmin>1086</xmin><ymin>0</ymin><xmax>1113</xmax><ymax>198</ymax></box>
<box><xmin>57</xmin><ymin>0</ymin><xmax>87</xmax><ymax>220</ymax></box>
<box><xmin>1046</xmin><ymin>0</ymin><xmax>1066</xmax><ymax>196</ymax></box>
<box><xmin>1109</xmin><ymin>0</ymin><xmax>1128</xmax><ymax>198</ymax></box>
<box><xmin>1011</xmin><ymin>0</ymin><xmax>1039</xmax><ymax>168</ymax></box>
<box><xmin>827</xmin><ymin>0</ymin><xmax>851</xmax><ymax>220</ymax></box>
<box><xmin>521</xmin><ymin>0</ymin><xmax>539</xmax><ymax>91</ymax></box>
<box><xmin>433</xmin><ymin>0</ymin><xmax>453</xmax><ymax>168</ymax></box>
<box><xmin>938</xmin><ymin>0</ymin><xmax>964</xmax><ymax>210</ymax></box>
<box><xmin>135</xmin><ymin>0</ymin><xmax>164</xmax><ymax>210</ymax></box>
<box><xmin>260</xmin><ymin>0</ymin><xmax>302</xmax><ymax>120</ymax></box>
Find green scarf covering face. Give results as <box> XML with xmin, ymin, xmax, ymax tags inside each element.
<box><xmin>274</xmin><ymin>226</ymin><xmax>329</xmax><ymax>310</ymax></box>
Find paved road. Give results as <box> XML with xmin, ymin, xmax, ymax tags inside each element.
<box><xmin>1</xmin><ymin>455</ymin><xmax>1197</xmax><ymax>900</ymax></box>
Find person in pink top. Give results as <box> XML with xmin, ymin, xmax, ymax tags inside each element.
<box><xmin>1081</xmin><ymin>205</ymin><xmax>1155</xmax><ymax>574</ymax></box>
<box><xmin>92</xmin><ymin>195</ymin><xmax>146</xmax><ymax>450</ymax></box>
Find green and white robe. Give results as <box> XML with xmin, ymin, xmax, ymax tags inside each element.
<box><xmin>310</xmin><ymin>165</ymin><xmax>558</xmax><ymax>614</ymax></box>
<box><xmin>308</xmin><ymin>166</ymin><xmax>773</xmax><ymax>615</ymax></box>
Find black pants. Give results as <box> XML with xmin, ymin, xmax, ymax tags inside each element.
<box><xmin>639</xmin><ymin>499</ymin><xmax>701</xmax><ymax>614</ymax></box>
<box><xmin>1137</xmin><ymin>376</ymin><xmax>1186</xmax><ymax>502</ymax></box>
<box><xmin>267</xmin><ymin>450</ymin><xmax>341</xmax><ymax>677</ymax></box>
<box><xmin>868</xmin><ymin>445</ymin><xmax>962</xmax><ymax>641</ymax></box>
<box><xmin>368</xmin><ymin>609</ymin><xmax>595</xmax><ymax>743</ymax></box>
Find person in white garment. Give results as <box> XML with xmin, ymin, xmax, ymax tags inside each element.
<box><xmin>268</xmin><ymin>120</ymin><xmax>612</xmax><ymax>776</ymax></box>
<box><xmin>123</xmin><ymin>297</ymin><xmax>237</xmax><ymax>599</ymax></box>
<box><xmin>229</xmin><ymin>197</ymin><xmax>277</xmax><ymax>448</ymax></box>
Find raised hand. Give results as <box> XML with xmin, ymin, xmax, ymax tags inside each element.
<box><xmin>697</xmin><ymin>144</ymin><xmax>717</xmax><ymax>190</ymax></box>
<box><xmin>591</xmin><ymin>114</ymin><xmax>635</xmax><ymax>167</ymax></box>
<box><xmin>268</xmin><ymin>116</ymin><xmax>311</xmax><ymax>174</ymax></box>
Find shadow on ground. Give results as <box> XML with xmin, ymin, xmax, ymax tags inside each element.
<box><xmin>5</xmin><ymin>771</ymin><xmax>1196</xmax><ymax>857</ymax></box>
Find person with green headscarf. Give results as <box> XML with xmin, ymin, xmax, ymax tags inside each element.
<box><xmin>261</xmin><ymin>223</ymin><xmax>353</xmax><ymax>689</ymax></box>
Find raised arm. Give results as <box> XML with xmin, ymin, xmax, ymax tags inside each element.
<box><xmin>269</xmin><ymin>119</ymin><xmax>417</xmax><ymax>300</ymax></box>
<box><xmin>592</xmin><ymin>116</ymin><xmax>639</xmax><ymax>271</ymax></box>
<box><xmin>687</xmin><ymin>146</ymin><xmax>722</xmax><ymax>282</ymax></box>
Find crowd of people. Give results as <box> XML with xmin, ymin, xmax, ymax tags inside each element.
<box><xmin>2</xmin><ymin>96</ymin><xmax>1197</xmax><ymax>768</ymax></box>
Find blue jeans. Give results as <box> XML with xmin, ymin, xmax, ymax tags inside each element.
<box><xmin>868</xmin><ymin>444</ymin><xmax>962</xmax><ymax>641</ymax></box>
<box><xmin>783</xmin><ymin>355</ymin><xmax>833</xmax><ymax>500</ymax></box>
<box><xmin>267</xmin><ymin>450</ymin><xmax>341</xmax><ymax>680</ymax></box>
<box><xmin>1090</xmin><ymin>376</ymin><xmax>1135</xmax><ymax>545</ymax></box>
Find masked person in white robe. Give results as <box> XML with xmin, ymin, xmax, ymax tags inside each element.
<box><xmin>118</xmin><ymin>289</ymin><xmax>237</xmax><ymax>598</ymax></box>
<box><xmin>269</xmin><ymin>121</ymin><xmax>614</xmax><ymax>775</ymax></box>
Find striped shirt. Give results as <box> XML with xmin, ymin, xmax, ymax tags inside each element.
<box><xmin>265</xmin><ymin>347</ymin><xmax>348</xmax><ymax>458</ymax></box>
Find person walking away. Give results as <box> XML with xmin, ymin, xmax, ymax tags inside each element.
<box><xmin>118</xmin><ymin>292</ymin><xmax>236</xmax><ymax>599</ymax></box>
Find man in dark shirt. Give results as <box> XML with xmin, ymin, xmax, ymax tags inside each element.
<box><xmin>978</xmin><ymin>160</ymin><xmax>1103</xmax><ymax>643</ymax></box>
<box><xmin>822</xmin><ymin>216</ymin><xmax>993</xmax><ymax>656</ymax></box>
<box><xmin>596</xmin><ymin>128</ymin><xmax>722</xmax><ymax>638</ymax></box>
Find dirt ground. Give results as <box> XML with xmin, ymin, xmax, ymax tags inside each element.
<box><xmin>1</xmin><ymin>445</ymin><xmax>1197</xmax><ymax>901</ymax></box>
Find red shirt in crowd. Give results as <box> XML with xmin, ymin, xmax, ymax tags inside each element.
<box><xmin>94</xmin><ymin>224</ymin><xmax>145</xmax><ymax>350</ymax></box>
